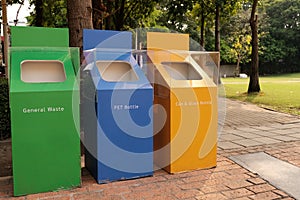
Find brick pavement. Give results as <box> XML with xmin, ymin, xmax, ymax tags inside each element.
<box><xmin>1</xmin><ymin>99</ymin><xmax>299</xmax><ymax>200</ymax></box>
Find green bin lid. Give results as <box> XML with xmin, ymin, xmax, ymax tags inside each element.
<box><xmin>10</xmin><ymin>26</ymin><xmax>69</xmax><ymax>47</ymax></box>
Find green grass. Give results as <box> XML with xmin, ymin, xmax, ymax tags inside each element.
<box><xmin>221</xmin><ymin>73</ymin><xmax>300</xmax><ymax>116</ymax></box>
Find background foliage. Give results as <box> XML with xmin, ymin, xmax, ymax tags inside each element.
<box><xmin>17</xmin><ymin>0</ymin><xmax>299</xmax><ymax>74</ymax></box>
<box><xmin>0</xmin><ymin>78</ymin><xmax>10</xmax><ymax>140</ymax></box>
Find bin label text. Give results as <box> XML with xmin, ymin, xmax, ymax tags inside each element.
<box><xmin>22</xmin><ymin>106</ymin><xmax>65</xmax><ymax>114</ymax></box>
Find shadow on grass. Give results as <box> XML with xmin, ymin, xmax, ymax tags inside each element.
<box><xmin>245</xmin><ymin>92</ymin><xmax>265</xmax><ymax>102</ymax></box>
<box><xmin>233</xmin><ymin>91</ymin><xmax>265</xmax><ymax>103</ymax></box>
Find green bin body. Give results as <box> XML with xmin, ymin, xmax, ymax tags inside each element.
<box><xmin>9</xmin><ymin>27</ymin><xmax>81</xmax><ymax>196</ymax></box>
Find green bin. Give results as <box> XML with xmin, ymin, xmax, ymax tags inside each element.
<box><xmin>9</xmin><ymin>27</ymin><xmax>81</xmax><ymax>196</ymax></box>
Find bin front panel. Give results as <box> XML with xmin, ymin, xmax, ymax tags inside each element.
<box><xmin>11</xmin><ymin>91</ymin><xmax>80</xmax><ymax>196</ymax></box>
<box><xmin>153</xmin><ymin>86</ymin><xmax>217</xmax><ymax>173</ymax></box>
<box><xmin>169</xmin><ymin>87</ymin><xmax>217</xmax><ymax>173</ymax></box>
<box><xmin>96</xmin><ymin>88</ymin><xmax>153</xmax><ymax>182</ymax></box>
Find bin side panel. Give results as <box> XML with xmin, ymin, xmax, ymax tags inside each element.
<box><xmin>82</xmin><ymin>71</ymin><xmax>98</xmax><ymax>180</ymax></box>
<box><xmin>70</xmin><ymin>48</ymin><xmax>80</xmax><ymax>75</ymax></box>
<box><xmin>153</xmin><ymin>92</ymin><xmax>171</xmax><ymax>173</ymax></box>
<box><xmin>11</xmin><ymin>91</ymin><xmax>81</xmax><ymax>196</ymax></box>
<box><xmin>96</xmin><ymin>89</ymin><xmax>153</xmax><ymax>182</ymax></box>
<box><xmin>169</xmin><ymin>87</ymin><xmax>217</xmax><ymax>173</ymax></box>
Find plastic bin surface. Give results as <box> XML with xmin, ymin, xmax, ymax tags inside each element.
<box><xmin>147</xmin><ymin>32</ymin><xmax>217</xmax><ymax>173</ymax></box>
<box><xmin>83</xmin><ymin>30</ymin><xmax>153</xmax><ymax>183</ymax></box>
<box><xmin>9</xmin><ymin>27</ymin><xmax>81</xmax><ymax>196</ymax></box>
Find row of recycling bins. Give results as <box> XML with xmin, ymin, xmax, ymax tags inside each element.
<box><xmin>9</xmin><ymin>27</ymin><xmax>218</xmax><ymax>196</ymax></box>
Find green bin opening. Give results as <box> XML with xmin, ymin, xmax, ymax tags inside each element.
<box><xmin>21</xmin><ymin>60</ymin><xmax>66</xmax><ymax>83</ymax></box>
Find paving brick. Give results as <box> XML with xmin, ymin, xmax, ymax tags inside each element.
<box><xmin>103</xmin><ymin>186</ymin><xmax>131</xmax><ymax>196</ymax></box>
<box><xmin>174</xmin><ymin>189</ymin><xmax>202</xmax><ymax>199</ymax></box>
<box><xmin>196</xmin><ymin>193</ymin><xmax>228</xmax><ymax>200</ymax></box>
<box><xmin>254</xmin><ymin>126</ymin><xmax>277</xmax><ymax>131</ymax></box>
<box><xmin>225</xmin><ymin>175</ymin><xmax>254</xmax><ymax>184</ymax></box>
<box><xmin>73</xmin><ymin>192</ymin><xmax>118</xmax><ymax>200</ymax></box>
<box><xmin>290</xmin><ymin>133</ymin><xmax>300</xmax><ymax>139</ymax></box>
<box><xmin>182</xmin><ymin>175</ymin><xmax>209</xmax><ymax>183</ymax></box>
<box><xmin>246</xmin><ymin>183</ymin><xmax>276</xmax><ymax>193</ymax></box>
<box><xmin>254</xmin><ymin>132</ymin><xmax>280</xmax><ymax>138</ymax></box>
<box><xmin>224</xmin><ymin>180</ymin><xmax>253</xmax><ymax>189</ymax></box>
<box><xmin>26</xmin><ymin>191</ymin><xmax>69</xmax><ymax>200</ymax></box>
<box><xmin>233</xmin><ymin>132</ymin><xmax>262</xmax><ymax>139</ymax></box>
<box><xmin>40</xmin><ymin>195</ymin><xmax>71</xmax><ymax>200</ymax></box>
<box><xmin>202</xmin><ymin>178</ymin><xmax>226</xmax><ymax>186</ymax></box>
<box><xmin>249</xmin><ymin>191</ymin><xmax>282</xmax><ymax>200</ymax></box>
<box><xmin>272</xmin><ymin>189</ymin><xmax>290</xmax><ymax>198</ymax></box>
<box><xmin>131</xmin><ymin>183</ymin><xmax>160</xmax><ymax>192</ymax></box>
<box><xmin>199</xmin><ymin>185</ymin><xmax>229</xmax><ymax>194</ymax></box>
<box><xmin>213</xmin><ymin>163</ymin><xmax>241</xmax><ymax>172</ymax></box>
<box><xmin>155</xmin><ymin>181</ymin><xmax>182</xmax><ymax>193</ymax></box>
<box><xmin>273</xmin><ymin>135</ymin><xmax>298</xmax><ymax>142</ymax></box>
<box><xmin>0</xmin><ymin>191</ymin><xmax>8</xmax><ymax>198</ymax></box>
<box><xmin>236</xmin><ymin>127</ymin><xmax>261</xmax><ymax>133</ymax></box>
<box><xmin>218</xmin><ymin>141</ymin><xmax>243</xmax><ymax>150</ymax></box>
<box><xmin>222</xmin><ymin>188</ymin><xmax>254</xmax><ymax>198</ymax></box>
<box><xmin>140</xmin><ymin>175</ymin><xmax>167</xmax><ymax>183</ymax></box>
<box><xmin>232</xmin><ymin>139</ymin><xmax>263</xmax><ymax>147</ymax></box>
<box><xmin>270</xmin><ymin>129</ymin><xmax>298</xmax><ymax>135</ymax></box>
<box><xmin>145</xmin><ymin>195</ymin><xmax>177</xmax><ymax>200</ymax></box>
<box><xmin>217</xmin><ymin>160</ymin><xmax>234</xmax><ymax>166</ymax></box>
<box><xmin>0</xmin><ymin>184</ymin><xmax>12</xmax><ymax>193</ymax></box>
<box><xmin>247</xmin><ymin>178</ymin><xmax>266</xmax><ymax>185</ymax></box>
<box><xmin>0</xmin><ymin>177</ymin><xmax>12</xmax><ymax>186</ymax></box>
<box><xmin>233</xmin><ymin>197</ymin><xmax>252</xmax><ymax>200</ymax></box>
<box><xmin>251</xmin><ymin>137</ymin><xmax>281</xmax><ymax>145</ymax></box>
<box><xmin>220</xmin><ymin>134</ymin><xmax>246</xmax><ymax>141</ymax></box>
<box><xmin>225</xmin><ymin>168</ymin><xmax>249</xmax><ymax>176</ymax></box>
<box><xmin>178</xmin><ymin>181</ymin><xmax>205</xmax><ymax>190</ymax></box>
<box><xmin>208</xmin><ymin>172</ymin><xmax>229</xmax><ymax>180</ymax></box>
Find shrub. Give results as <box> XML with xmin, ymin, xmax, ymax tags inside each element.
<box><xmin>0</xmin><ymin>78</ymin><xmax>11</xmax><ymax>140</ymax></box>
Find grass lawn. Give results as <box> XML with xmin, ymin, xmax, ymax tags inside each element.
<box><xmin>221</xmin><ymin>73</ymin><xmax>300</xmax><ymax>116</ymax></box>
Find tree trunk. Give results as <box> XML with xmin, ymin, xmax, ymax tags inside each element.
<box><xmin>67</xmin><ymin>0</ymin><xmax>93</xmax><ymax>62</ymax></box>
<box><xmin>115</xmin><ymin>0</ymin><xmax>125</xmax><ymax>30</ymax></box>
<box><xmin>248</xmin><ymin>0</ymin><xmax>261</xmax><ymax>93</ymax></box>
<box><xmin>92</xmin><ymin>0</ymin><xmax>102</xmax><ymax>29</ymax></box>
<box><xmin>215</xmin><ymin>4</ymin><xmax>220</xmax><ymax>52</ymax></box>
<box><xmin>105</xmin><ymin>1</ymin><xmax>114</xmax><ymax>30</ymax></box>
<box><xmin>200</xmin><ymin>10</ymin><xmax>205</xmax><ymax>49</ymax></box>
<box><xmin>199</xmin><ymin>1</ymin><xmax>205</xmax><ymax>49</ymax></box>
<box><xmin>35</xmin><ymin>0</ymin><xmax>43</xmax><ymax>26</ymax></box>
<box><xmin>235</xmin><ymin>56</ymin><xmax>241</xmax><ymax>77</ymax></box>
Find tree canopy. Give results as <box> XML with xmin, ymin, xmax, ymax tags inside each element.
<box><xmin>6</xmin><ymin>0</ymin><xmax>300</xmax><ymax>74</ymax></box>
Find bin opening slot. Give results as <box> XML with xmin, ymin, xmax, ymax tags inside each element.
<box><xmin>21</xmin><ymin>60</ymin><xmax>66</xmax><ymax>83</ymax></box>
<box><xmin>96</xmin><ymin>61</ymin><xmax>139</xmax><ymax>82</ymax></box>
<box><xmin>161</xmin><ymin>61</ymin><xmax>202</xmax><ymax>80</ymax></box>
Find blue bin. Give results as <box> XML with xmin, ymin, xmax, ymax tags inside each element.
<box><xmin>82</xmin><ymin>29</ymin><xmax>153</xmax><ymax>183</ymax></box>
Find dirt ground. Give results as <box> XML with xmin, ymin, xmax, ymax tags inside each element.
<box><xmin>0</xmin><ymin>139</ymin><xmax>12</xmax><ymax>177</ymax></box>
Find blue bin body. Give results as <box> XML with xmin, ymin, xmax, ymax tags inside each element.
<box><xmin>83</xmin><ymin>29</ymin><xmax>153</xmax><ymax>183</ymax></box>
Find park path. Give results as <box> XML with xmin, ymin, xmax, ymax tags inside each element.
<box><xmin>0</xmin><ymin>99</ymin><xmax>300</xmax><ymax>199</ymax></box>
